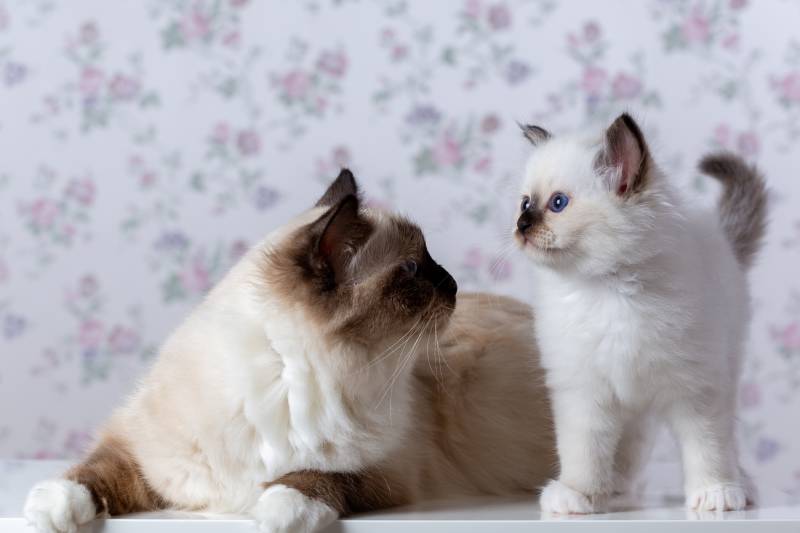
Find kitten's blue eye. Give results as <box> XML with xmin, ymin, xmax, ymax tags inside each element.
<box><xmin>547</xmin><ymin>192</ymin><xmax>569</xmax><ymax>213</ymax></box>
<box><xmin>403</xmin><ymin>260</ymin><xmax>418</xmax><ymax>276</ymax></box>
<box><xmin>520</xmin><ymin>196</ymin><xmax>531</xmax><ymax>212</ymax></box>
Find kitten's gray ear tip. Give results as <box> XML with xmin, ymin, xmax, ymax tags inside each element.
<box><xmin>519</xmin><ymin>122</ymin><xmax>551</xmax><ymax>145</ymax></box>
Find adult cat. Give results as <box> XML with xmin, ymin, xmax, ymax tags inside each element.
<box><xmin>25</xmin><ymin>170</ymin><xmax>555</xmax><ymax>533</ymax></box>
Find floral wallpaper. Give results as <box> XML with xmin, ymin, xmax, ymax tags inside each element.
<box><xmin>0</xmin><ymin>0</ymin><xmax>799</xmax><ymax>500</ymax></box>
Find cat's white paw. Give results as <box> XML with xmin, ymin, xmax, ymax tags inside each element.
<box><xmin>539</xmin><ymin>479</ymin><xmax>595</xmax><ymax>515</ymax></box>
<box><xmin>24</xmin><ymin>479</ymin><xmax>96</xmax><ymax>533</ymax></box>
<box><xmin>252</xmin><ymin>484</ymin><xmax>337</xmax><ymax>533</ymax></box>
<box><xmin>686</xmin><ymin>483</ymin><xmax>747</xmax><ymax>511</ymax></box>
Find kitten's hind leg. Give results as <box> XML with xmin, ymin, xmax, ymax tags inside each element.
<box><xmin>24</xmin><ymin>434</ymin><xmax>164</xmax><ymax>532</ymax></box>
<box><xmin>255</xmin><ymin>469</ymin><xmax>408</xmax><ymax>533</ymax></box>
<box><xmin>667</xmin><ymin>395</ymin><xmax>747</xmax><ymax>511</ymax></box>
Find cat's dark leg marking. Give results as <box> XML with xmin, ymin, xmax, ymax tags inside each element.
<box><xmin>65</xmin><ymin>435</ymin><xmax>166</xmax><ymax>516</ymax></box>
<box><xmin>263</xmin><ymin>469</ymin><xmax>409</xmax><ymax>516</ymax></box>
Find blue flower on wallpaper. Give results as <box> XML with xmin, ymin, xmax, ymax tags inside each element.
<box><xmin>3</xmin><ymin>314</ymin><xmax>27</xmax><ymax>340</ymax></box>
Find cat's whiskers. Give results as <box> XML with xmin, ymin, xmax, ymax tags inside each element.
<box><xmin>377</xmin><ymin>316</ymin><xmax>431</xmax><ymax>418</ymax></box>
<box><xmin>354</xmin><ymin>317</ymin><xmax>423</xmax><ymax>375</ymax></box>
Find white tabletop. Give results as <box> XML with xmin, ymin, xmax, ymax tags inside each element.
<box><xmin>2</xmin><ymin>460</ymin><xmax>800</xmax><ymax>532</ymax></box>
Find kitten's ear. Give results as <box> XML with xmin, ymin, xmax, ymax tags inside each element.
<box><xmin>316</xmin><ymin>168</ymin><xmax>359</xmax><ymax>207</ymax></box>
<box><xmin>310</xmin><ymin>195</ymin><xmax>371</xmax><ymax>285</ymax></box>
<box><xmin>596</xmin><ymin>113</ymin><xmax>651</xmax><ymax>196</ymax></box>
<box><xmin>519</xmin><ymin>123</ymin><xmax>551</xmax><ymax>146</ymax></box>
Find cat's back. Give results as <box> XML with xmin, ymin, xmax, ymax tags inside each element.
<box><xmin>407</xmin><ymin>292</ymin><xmax>555</xmax><ymax>499</ymax></box>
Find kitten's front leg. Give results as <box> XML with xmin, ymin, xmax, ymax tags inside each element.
<box><xmin>253</xmin><ymin>469</ymin><xmax>406</xmax><ymax>533</ymax></box>
<box><xmin>540</xmin><ymin>388</ymin><xmax>622</xmax><ymax>515</ymax></box>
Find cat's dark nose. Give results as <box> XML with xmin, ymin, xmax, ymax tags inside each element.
<box><xmin>517</xmin><ymin>209</ymin><xmax>541</xmax><ymax>234</ymax></box>
<box><xmin>517</xmin><ymin>217</ymin><xmax>532</xmax><ymax>234</ymax></box>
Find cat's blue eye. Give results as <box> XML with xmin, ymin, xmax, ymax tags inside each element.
<box><xmin>403</xmin><ymin>260</ymin><xmax>418</xmax><ymax>276</ymax></box>
<box><xmin>547</xmin><ymin>192</ymin><xmax>569</xmax><ymax>213</ymax></box>
<box><xmin>520</xmin><ymin>196</ymin><xmax>531</xmax><ymax>212</ymax></box>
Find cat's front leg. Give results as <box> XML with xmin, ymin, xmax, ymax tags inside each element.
<box><xmin>667</xmin><ymin>397</ymin><xmax>749</xmax><ymax>511</ymax></box>
<box><xmin>253</xmin><ymin>469</ymin><xmax>406</xmax><ymax>533</ymax></box>
<box><xmin>540</xmin><ymin>388</ymin><xmax>622</xmax><ymax>515</ymax></box>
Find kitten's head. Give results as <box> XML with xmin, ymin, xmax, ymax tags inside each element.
<box><xmin>514</xmin><ymin>113</ymin><xmax>663</xmax><ymax>276</ymax></box>
<box><xmin>264</xmin><ymin>169</ymin><xmax>457</xmax><ymax>349</ymax></box>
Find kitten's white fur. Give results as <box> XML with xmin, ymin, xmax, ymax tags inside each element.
<box><xmin>517</xmin><ymin>122</ymin><xmax>756</xmax><ymax>513</ymax></box>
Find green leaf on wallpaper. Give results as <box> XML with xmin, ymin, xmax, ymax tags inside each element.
<box><xmin>441</xmin><ymin>47</ymin><xmax>456</xmax><ymax>65</ymax></box>
<box><xmin>219</xmin><ymin>78</ymin><xmax>238</xmax><ymax>98</ymax></box>
<box><xmin>162</xmin><ymin>274</ymin><xmax>185</xmax><ymax>303</ymax></box>
<box><xmin>414</xmin><ymin>149</ymin><xmax>435</xmax><ymax>175</ymax></box>
<box><xmin>662</xmin><ymin>27</ymin><xmax>684</xmax><ymax>52</ymax></box>
<box><xmin>161</xmin><ymin>23</ymin><xmax>185</xmax><ymax>50</ymax></box>
<box><xmin>140</xmin><ymin>93</ymin><xmax>161</xmax><ymax>108</ymax></box>
<box><xmin>468</xmin><ymin>204</ymin><xmax>489</xmax><ymax>224</ymax></box>
<box><xmin>718</xmin><ymin>80</ymin><xmax>738</xmax><ymax>100</ymax></box>
<box><xmin>190</xmin><ymin>172</ymin><xmax>206</xmax><ymax>191</ymax></box>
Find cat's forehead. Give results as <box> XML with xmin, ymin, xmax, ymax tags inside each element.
<box><xmin>522</xmin><ymin>134</ymin><xmax>600</xmax><ymax>195</ymax></box>
<box><xmin>361</xmin><ymin>211</ymin><xmax>424</xmax><ymax>258</ymax></box>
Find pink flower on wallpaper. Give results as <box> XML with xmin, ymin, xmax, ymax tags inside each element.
<box><xmin>108</xmin><ymin>325</ymin><xmax>140</xmax><ymax>355</ymax></box>
<box><xmin>611</xmin><ymin>73</ymin><xmax>642</xmax><ymax>99</ymax></box>
<box><xmin>392</xmin><ymin>45</ymin><xmax>409</xmax><ymax>61</ymax></box>
<box><xmin>230</xmin><ymin>240</ymin><xmax>249</xmax><ymax>260</ymax></box>
<box><xmin>79</xmin><ymin>21</ymin><xmax>98</xmax><ymax>44</ymax></box>
<box><xmin>281</xmin><ymin>70</ymin><xmax>312</xmax><ymax>100</ymax></box>
<box><xmin>722</xmin><ymin>33</ymin><xmax>740</xmax><ymax>50</ymax></box>
<box><xmin>489</xmin><ymin>256</ymin><xmax>512</xmax><ymax>281</ymax></box>
<box><xmin>236</xmin><ymin>129</ymin><xmax>261</xmax><ymax>156</ymax></box>
<box><xmin>473</xmin><ymin>156</ymin><xmax>491</xmax><ymax>173</ymax></box>
<box><xmin>229</xmin><ymin>0</ymin><xmax>249</xmax><ymax>7</ymax></box>
<box><xmin>729</xmin><ymin>0</ymin><xmax>748</xmax><ymax>9</ymax></box>
<box><xmin>581</xmin><ymin>66</ymin><xmax>607</xmax><ymax>96</ymax></box>
<box><xmin>740</xmin><ymin>381</ymin><xmax>761</xmax><ymax>409</ymax></box>
<box><xmin>79</xmin><ymin>320</ymin><xmax>105</xmax><ymax>350</ymax></box>
<box><xmin>736</xmin><ymin>131</ymin><xmax>759</xmax><ymax>156</ymax></box>
<box><xmin>713</xmin><ymin>123</ymin><xmax>731</xmax><ymax>146</ymax></box>
<box><xmin>773</xmin><ymin>322</ymin><xmax>800</xmax><ymax>352</ymax></box>
<box><xmin>487</xmin><ymin>4</ymin><xmax>511</xmax><ymax>30</ymax></box>
<box><xmin>27</xmin><ymin>199</ymin><xmax>59</xmax><ymax>230</ymax></box>
<box><xmin>109</xmin><ymin>74</ymin><xmax>140</xmax><ymax>100</ymax></box>
<box><xmin>180</xmin><ymin>260</ymin><xmax>211</xmax><ymax>294</ymax></box>
<box><xmin>773</xmin><ymin>72</ymin><xmax>800</xmax><ymax>103</ymax></box>
<box><xmin>317</xmin><ymin>50</ymin><xmax>348</xmax><ymax>78</ymax></box>
<box><xmin>432</xmin><ymin>133</ymin><xmax>463</xmax><ymax>168</ymax></box>
<box><xmin>332</xmin><ymin>146</ymin><xmax>351</xmax><ymax>167</ymax></box>
<box><xmin>211</xmin><ymin>122</ymin><xmax>230</xmax><ymax>144</ymax></box>
<box><xmin>481</xmin><ymin>114</ymin><xmax>500</xmax><ymax>134</ymax></box>
<box><xmin>583</xmin><ymin>21</ymin><xmax>601</xmax><ymax>42</ymax></box>
<box><xmin>78</xmin><ymin>275</ymin><xmax>98</xmax><ymax>298</ymax></box>
<box><xmin>79</xmin><ymin>67</ymin><xmax>105</xmax><ymax>97</ymax></box>
<box><xmin>681</xmin><ymin>8</ymin><xmax>711</xmax><ymax>44</ymax></box>
<box><xmin>222</xmin><ymin>31</ymin><xmax>240</xmax><ymax>48</ymax></box>
<box><xmin>66</xmin><ymin>178</ymin><xmax>96</xmax><ymax>206</ymax></box>
<box><xmin>463</xmin><ymin>0</ymin><xmax>482</xmax><ymax>20</ymax></box>
<box><xmin>180</xmin><ymin>9</ymin><xmax>211</xmax><ymax>42</ymax></box>
<box><xmin>463</xmin><ymin>247</ymin><xmax>483</xmax><ymax>270</ymax></box>
<box><xmin>0</xmin><ymin>6</ymin><xmax>8</xmax><ymax>31</ymax></box>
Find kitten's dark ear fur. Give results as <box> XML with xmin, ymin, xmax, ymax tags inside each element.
<box><xmin>519</xmin><ymin>123</ymin><xmax>551</xmax><ymax>146</ymax></box>
<box><xmin>316</xmin><ymin>168</ymin><xmax>359</xmax><ymax>207</ymax></box>
<box><xmin>308</xmin><ymin>194</ymin><xmax>371</xmax><ymax>288</ymax></box>
<box><xmin>596</xmin><ymin>113</ymin><xmax>651</xmax><ymax>197</ymax></box>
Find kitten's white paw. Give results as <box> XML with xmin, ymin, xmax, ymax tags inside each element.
<box><xmin>252</xmin><ymin>484</ymin><xmax>337</xmax><ymax>533</ymax></box>
<box><xmin>539</xmin><ymin>479</ymin><xmax>595</xmax><ymax>515</ymax></box>
<box><xmin>24</xmin><ymin>479</ymin><xmax>96</xmax><ymax>533</ymax></box>
<box><xmin>686</xmin><ymin>484</ymin><xmax>747</xmax><ymax>511</ymax></box>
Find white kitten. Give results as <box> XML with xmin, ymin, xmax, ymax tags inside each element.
<box><xmin>514</xmin><ymin>114</ymin><xmax>766</xmax><ymax>514</ymax></box>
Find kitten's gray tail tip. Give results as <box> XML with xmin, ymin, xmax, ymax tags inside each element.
<box><xmin>698</xmin><ymin>151</ymin><xmax>768</xmax><ymax>270</ymax></box>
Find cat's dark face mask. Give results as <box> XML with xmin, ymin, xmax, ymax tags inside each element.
<box><xmin>264</xmin><ymin>169</ymin><xmax>457</xmax><ymax>346</ymax></box>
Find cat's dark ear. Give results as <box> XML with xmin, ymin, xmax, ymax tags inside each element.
<box><xmin>316</xmin><ymin>168</ymin><xmax>359</xmax><ymax>207</ymax></box>
<box><xmin>595</xmin><ymin>113</ymin><xmax>651</xmax><ymax>197</ymax></box>
<box><xmin>519</xmin><ymin>123</ymin><xmax>551</xmax><ymax>146</ymax></box>
<box><xmin>309</xmin><ymin>195</ymin><xmax>371</xmax><ymax>286</ymax></box>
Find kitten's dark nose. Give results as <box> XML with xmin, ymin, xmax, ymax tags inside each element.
<box><xmin>517</xmin><ymin>217</ymin><xmax>532</xmax><ymax>233</ymax></box>
<box><xmin>517</xmin><ymin>209</ymin><xmax>540</xmax><ymax>234</ymax></box>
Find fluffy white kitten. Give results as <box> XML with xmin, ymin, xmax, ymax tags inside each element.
<box><xmin>513</xmin><ymin>114</ymin><xmax>767</xmax><ymax>514</ymax></box>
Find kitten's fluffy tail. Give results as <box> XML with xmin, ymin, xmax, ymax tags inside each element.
<box><xmin>699</xmin><ymin>152</ymin><xmax>767</xmax><ymax>269</ymax></box>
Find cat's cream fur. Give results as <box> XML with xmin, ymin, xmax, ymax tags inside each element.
<box><xmin>515</xmin><ymin>114</ymin><xmax>766</xmax><ymax>514</ymax></box>
<box><xmin>25</xmin><ymin>171</ymin><xmax>555</xmax><ymax>533</ymax></box>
